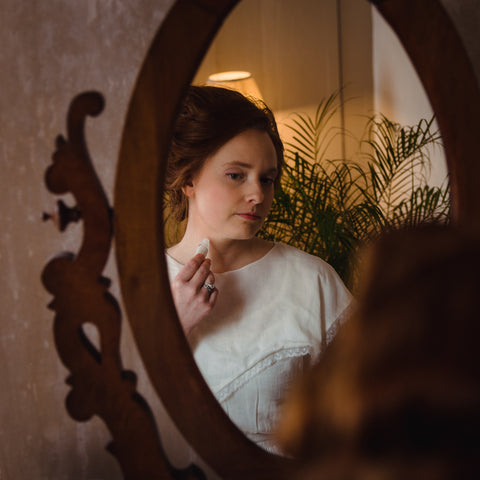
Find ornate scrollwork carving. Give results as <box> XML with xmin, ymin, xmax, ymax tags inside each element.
<box><xmin>42</xmin><ymin>91</ymin><xmax>205</xmax><ymax>480</ymax></box>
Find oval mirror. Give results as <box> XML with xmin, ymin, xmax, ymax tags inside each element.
<box><xmin>114</xmin><ymin>0</ymin><xmax>480</xmax><ymax>478</ymax></box>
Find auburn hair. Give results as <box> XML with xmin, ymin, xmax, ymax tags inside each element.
<box><xmin>165</xmin><ymin>85</ymin><xmax>284</xmax><ymax>221</ymax></box>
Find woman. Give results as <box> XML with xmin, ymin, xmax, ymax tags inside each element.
<box><xmin>165</xmin><ymin>85</ymin><xmax>351</xmax><ymax>452</ymax></box>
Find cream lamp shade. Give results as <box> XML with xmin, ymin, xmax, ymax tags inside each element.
<box><xmin>207</xmin><ymin>71</ymin><xmax>263</xmax><ymax>101</ymax></box>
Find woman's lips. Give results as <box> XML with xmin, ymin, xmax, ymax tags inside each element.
<box><xmin>236</xmin><ymin>212</ymin><xmax>261</xmax><ymax>221</ymax></box>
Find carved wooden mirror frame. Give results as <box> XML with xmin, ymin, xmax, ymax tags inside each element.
<box><xmin>43</xmin><ymin>0</ymin><xmax>480</xmax><ymax>478</ymax></box>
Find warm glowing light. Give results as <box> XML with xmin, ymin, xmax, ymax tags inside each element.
<box><xmin>207</xmin><ymin>71</ymin><xmax>263</xmax><ymax>101</ymax></box>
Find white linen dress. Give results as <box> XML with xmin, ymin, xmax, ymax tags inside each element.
<box><xmin>166</xmin><ymin>242</ymin><xmax>352</xmax><ymax>453</ymax></box>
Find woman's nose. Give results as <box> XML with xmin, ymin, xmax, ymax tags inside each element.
<box><xmin>245</xmin><ymin>180</ymin><xmax>264</xmax><ymax>204</ymax></box>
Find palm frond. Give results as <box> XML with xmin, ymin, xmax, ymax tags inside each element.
<box><xmin>259</xmin><ymin>96</ymin><xmax>450</xmax><ymax>291</ymax></box>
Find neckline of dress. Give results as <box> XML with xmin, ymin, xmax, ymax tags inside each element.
<box><xmin>165</xmin><ymin>242</ymin><xmax>280</xmax><ymax>275</ymax></box>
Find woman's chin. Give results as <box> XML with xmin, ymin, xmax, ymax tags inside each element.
<box><xmin>225</xmin><ymin>229</ymin><xmax>262</xmax><ymax>241</ymax></box>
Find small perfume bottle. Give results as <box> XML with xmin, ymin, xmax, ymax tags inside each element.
<box><xmin>195</xmin><ymin>238</ymin><xmax>209</xmax><ymax>257</ymax></box>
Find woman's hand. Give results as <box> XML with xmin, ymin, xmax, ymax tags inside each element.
<box><xmin>170</xmin><ymin>253</ymin><xmax>218</xmax><ymax>335</ymax></box>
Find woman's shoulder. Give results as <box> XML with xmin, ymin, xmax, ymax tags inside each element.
<box><xmin>272</xmin><ymin>242</ymin><xmax>351</xmax><ymax>295</ymax></box>
<box><xmin>273</xmin><ymin>242</ymin><xmax>337</xmax><ymax>274</ymax></box>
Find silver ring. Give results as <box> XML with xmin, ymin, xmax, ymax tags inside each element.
<box><xmin>203</xmin><ymin>282</ymin><xmax>215</xmax><ymax>293</ymax></box>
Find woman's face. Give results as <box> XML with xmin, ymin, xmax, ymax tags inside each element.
<box><xmin>185</xmin><ymin>129</ymin><xmax>278</xmax><ymax>242</ymax></box>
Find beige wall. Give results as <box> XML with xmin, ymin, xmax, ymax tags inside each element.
<box><xmin>1</xmin><ymin>1</ymin><xmax>479</xmax><ymax>479</ymax></box>
<box><xmin>195</xmin><ymin>0</ymin><xmax>373</xmax><ymax>160</ymax></box>
<box><xmin>195</xmin><ymin>0</ymin><xmax>343</xmax><ymax>112</ymax></box>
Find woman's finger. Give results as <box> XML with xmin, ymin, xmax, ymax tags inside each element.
<box><xmin>204</xmin><ymin>272</ymin><xmax>215</xmax><ymax>287</ymax></box>
<box><xmin>200</xmin><ymin>271</ymin><xmax>215</xmax><ymax>296</ymax></box>
<box><xmin>191</xmin><ymin>258</ymin><xmax>213</xmax><ymax>289</ymax></box>
<box><xmin>207</xmin><ymin>288</ymin><xmax>218</xmax><ymax>306</ymax></box>
<box><xmin>175</xmin><ymin>253</ymin><xmax>208</xmax><ymax>282</ymax></box>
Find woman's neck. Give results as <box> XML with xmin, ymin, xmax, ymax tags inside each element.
<box><xmin>167</xmin><ymin>228</ymin><xmax>273</xmax><ymax>273</ymax></box>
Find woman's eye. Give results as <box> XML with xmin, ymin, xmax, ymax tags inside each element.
<box><xmin>227</xmin><ymin>172</ymin><xmax>242</xmax><ymax>181</ymax></box>
<box><xmin>261</xmin><ymin>177</ymin><xmax>275</xmax><ymax>185</ymax></box>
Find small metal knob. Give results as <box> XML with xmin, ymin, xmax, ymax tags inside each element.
<box><xmin>42</xmin><ymin>199</ymin><xmax>82</xmax><ymax>232</ymax></box>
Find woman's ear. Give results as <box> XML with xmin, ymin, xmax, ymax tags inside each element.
<box><xmin>182</xmin><ymin>178</ymin><xmax>194</xmax><ymax>198</ymax></box>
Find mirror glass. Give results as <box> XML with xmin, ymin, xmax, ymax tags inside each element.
<box><xmin>163</xmin><ymin>0</ymin><xmax>449</xmax><ymax>455</ymax></box>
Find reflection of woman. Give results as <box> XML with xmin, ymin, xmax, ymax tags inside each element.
<box><xmin>165</xmin><ymin>86</ymin><xmax>351</xmax><ymax>452</ymax></box>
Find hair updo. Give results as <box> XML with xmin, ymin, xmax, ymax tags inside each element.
<box><xmin>165</xmin><ymin>85</ymin><xmax>284</xmax><ymax>222</ymax></box>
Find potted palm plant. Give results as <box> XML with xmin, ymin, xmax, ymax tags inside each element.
<box><xmin>259</xmin><ymin>94</ymin><xmax>450</xmax><ymax>290</ymax></box>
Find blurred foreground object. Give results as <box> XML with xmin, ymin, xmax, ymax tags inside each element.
<box><xmin>278</xmin><ymin>224</ymin><xmax>480</xmax><ymax>480</ymax></box>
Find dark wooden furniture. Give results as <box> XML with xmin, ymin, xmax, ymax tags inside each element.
<box><xmin>43</xmin><ymin>0</ymin><xmax>480</xmax><ymax>478</ymax></box>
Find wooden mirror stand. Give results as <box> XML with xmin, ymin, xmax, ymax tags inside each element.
<box><xmin>43</xmin><ymin>0</ymin><xmax>480</xmax><ymax>478</ymax></box>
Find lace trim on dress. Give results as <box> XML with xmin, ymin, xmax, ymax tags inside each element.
<box><xmin>216</xmin><ymin>346</ymin><xmax>313</xmax><ymax>403</ymax></box>
<box><xmin>325</xmin><ymin>317</ymin><xmax>340</xmax><ymax>346</ymax></box>
<box><xmin>325</xmin><ymin>301</ymin><xmax>355</xmax><ymax>346</ymax></box>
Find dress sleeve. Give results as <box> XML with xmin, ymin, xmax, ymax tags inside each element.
<box><xmin>316</xmin><ymin>260</ymin><xmax>353</xmax><ymax>350</ymax></box>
